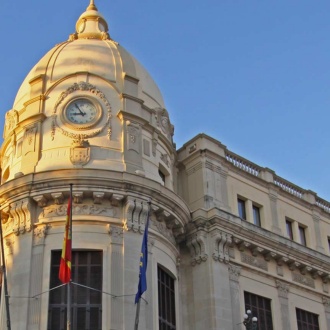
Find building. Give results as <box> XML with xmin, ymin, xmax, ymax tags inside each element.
<box><xmin>0</xmin><ymin>1</ymin><xmax>330</xmax><ymax>329</ymax></box>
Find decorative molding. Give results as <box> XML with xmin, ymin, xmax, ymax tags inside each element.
<box><xmin>93</xmin><ymin>192</ymin><xmax>105</xmax><ymax>204</ymax></box>
<box><xmin>42</xmin><ymin>204</ymin><xmax>117</xmax><ymax>218</ymax></box>
<box><xmin>186</xmin><ymin>231</ymin><xmax>208</xmax><ymax>266</ymax></box>
<box><xmin>212</xmin><ymin>230</ymin><xmax>232</xmax><ymax>263</ymax></box>
<box><xmin>228</xmin><ymin>264</ymin><xmax>241</xmax><ymax>282</ymax></box>
<box><xmin>73</xmin><ymin>192</ymin><xmax>83</xmax><ymax>204</ymax></box>
<box><xmin>152</xmin><ymin>221</ymin><xmax>175</xmax><ymax>245</ymax></box>
<box><xmin>108</xmin><ymin>225</ymin><xmax>124</xmax><ymax>245</ymax></box>
<box><xmin>10</xmin><ymin>198</ymin><xmax>33</xmax><ymax>236</ymax></box>
<box><xmin>292</xmin><ymin>272</ymin><xmax>315</xmax><ymax>288</ymax></box>
<box><xmin>276</xmin><ymin>280</ymin><xmax>290</xmax><ymax>298</ymax></box>
<box><xmin>51</xmin><ymin>193</ymin><xmax>64</xmax><ymax>205</ymax></box>
<box><xmin>33</xmin><ymin>195</ymin><xmax>48</xmax><ymax>207</ymax></box>
<box><xmin>241</xmin><ymin>252</ymin><xmax>268</xmax><ymax>271</ymax></box>
<box><xmin>52</xmin><ymin>81</ymin><xmax>112</xmax><ymax>141</ymax></box>
<box><xmin>126</xmin><ymin>121</ymin><xmax>140</xmax><ymax>153</ymax></box>
<box><xmin>70</xmin><ymin>146</ymin><xmax>90</xmax><ymax>166</ymax></box>
<box><xmin>155</xmin><ymin>108</ymin><xmax>174</xmax><ymax>141</ymax></box>
<box><xmin>33</xmin><ymin>224</ymin><xmax>49</xmax><ymax>245</ymax></box>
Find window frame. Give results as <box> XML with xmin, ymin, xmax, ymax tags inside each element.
<box><xmin>252</xmin><ymin>204</ymin><xmax>261</xmax><ymax>227</ymax></box>
<box><xmin>298</xmin><ymin>225</ymin><xmax>307</xmax><ymax>246</ymax></box>
<box><xmin>158</xmin><ymin>265</ymin><xmax>176</xmax><ymax>330</ymax></box>
<box><xmin>237</xmin><ymin>198</ymin><xmax>247</xmax><ymax>220</ymax></box>
<box><xmin>244</xmin><ymin>291</ymin><xmax>273</xmax><ymax>330</ymax></box>
<box><xmin>285</xmin><ymin>219</ymin><xmax>294</xmax><ymax>240</ymax></box>
<box><xmin>296</xmin><ymin>308</ymin><xmax>320</xmax><ymax>330</ymax></box>
<box><xmin>48</xmin><ymin>250</ymin><xmax>103</xmax><ymax>330</ymax></box>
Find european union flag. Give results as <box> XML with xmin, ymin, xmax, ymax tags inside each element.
<box><xmin>135</xmin><ymin>215</ymin><xmax>150</xmax><ymax>304</ymax></box>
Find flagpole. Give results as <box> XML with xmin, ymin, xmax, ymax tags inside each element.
<box><xmin>134</xmin><ymin>200</ymin><xmax>151</xmax><ymax>330</ymax></box>
<box><xmin>134</xmin><ymin>299</ymin><xmax>141</xmax><ymax>330</ymax></box>
<box><xmin>0</xmin><ymin>211</ymin><xmax>11</xmax><ymax>330</ymax></box>
<box><xmin>67</xmin><ymin>184</ymin><xmax>73</xmax><ymax>330</ymax></box>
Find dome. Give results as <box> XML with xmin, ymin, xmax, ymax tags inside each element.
<box><xmin>13</xmin><ymin>5</ymin><xmax>164</xmax><ymax>111</ymax></box>
<box><xmin>2</xmin><ymin>1</ymin><xmax>175</xmax><ymax>189</ymax></box>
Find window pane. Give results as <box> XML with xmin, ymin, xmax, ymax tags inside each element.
<box><xmin>253</xmin><ymin>205</ymin><xmax>261</xmax><ymax>226</ymax></box>
<box><xmin>286</xmin><ymin>220</ymin><xmax>293</xmax><ymax>240</ymax></box>
<box><xmin>237</xmin><ymin>198</ymin><xmax>246</xmax><ymax>220</ymax></box>
<box><xmin>296</xmin><ymin>308</ymin><xmax>319</xmax><ymax>330</ymax></box>
<box><xmin>158</xmin><ymin>266</ymin><xmax>176</xmax><ymax>330</ymax></box>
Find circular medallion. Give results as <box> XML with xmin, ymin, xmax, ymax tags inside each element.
<box><xmin>62</xmin><ymin>97</ymin><xmax>102</xmax><ymax>129</ymax></box>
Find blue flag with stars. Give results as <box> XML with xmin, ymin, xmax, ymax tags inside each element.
<box><xmin>135</xmin><ymin>215</ymin><xmax>150</xmax><ymax>304</ymax></box>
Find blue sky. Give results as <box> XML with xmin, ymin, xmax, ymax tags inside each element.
<box><xmin>1</xmin><ymin>1</ymin><xmax>330</xmax><ymax>200</ymax></box>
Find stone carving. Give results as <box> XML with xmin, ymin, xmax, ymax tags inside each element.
<box><xmin>187</xmin><ymin>231</ymin><xmax>208</xmax><ymax>266</ymax></box>
<box><xmin>23</xmin><ymin>125</ymin><xmax>37</xmax><ymax>155</ymax></box>
<box><xmin>5</xmin><ymin>238</ymin><xmax>14</xmax><ymax>255</ymax></box>
<box><xmin>160</xmin><ymin>153</ymin><xmax>169</xmax><ymax>167</ymax></box>
<box><xmin>152</xmin><ymin>221</ymin><xmax>175</xmax><ymax>245</ymax></box>
<box><xmin>155</xmin><ymin>108</ymin><xmax>174</xmax><ymax>140</ymax></box>
<box><xmin>93</xmin><ymin>192</ymin><xmax>105</xmax><ymax>204</ymax></box>
<box><xmin>4</xmin><ymin>109</ymin><xmax>18</xmax><ymax>138</ymax></box>
<box><xmin>292</xmin><ymin>272</ymin><xmax>315</xmax><ymax>288</ymax></box>
<box><xmin>52</xmin><ymin>81</ymin><xmax>112</xmax><ymax>140</ymax></box>
<box><xmin>43</xmin><ymin>204</ymin><xmax>116</xmax><ymax>218</ymax></box>
<box><xmin>152</xmin><ymin>132</ymin><xmax>158</xmax><ymax>157</ymax></box>
<box><xmin>322</xmin><ymin>297</ymin><xmax>330</xmax><ymax>312</ymax></box>
<box><xmin>276</xmin><ymin>280</ymin><xmax>290</xmax><ymax>298</ymax></box>
<box><xmin>51</xmin><ymin>193</ymin><xmax>64</xmax><ymax>205</ymax></box>
<box><xmin>10</xmin><ymin>199</ymin><xmax>33</xmax><ymax>236</ymax></box>
<box><xmin>33</xmin><ymin>224</ymin><xmax>49</xmax><ymax>245</ymax></box>
<box><xmin>33</xmin><ymin>195</ymin><xmax>48</xmax><ymax>207</ymax></box>
<box><xmin>73</xmin><ymin>192</ymin><xmax>83</xmax><ymax>204</ymax></box>
<box><xmin>108</xmin><ymin>225</ymin><xmax>124</xmax><ymax>245</ymax></box>
<box><xmin>70</xmin><ymin>146</ymin><xmax>90</xmax><ymax>166</ymax></box>
<box><xmin>241</xmin><ymin>252</ymin><xmax>268</xmax><ymax>271</ymax></box>
<box><xmin>228</xmin><ymin>264</ymin><xmax>241</xmax><ymax>282</ymax></box>
<box><xmin>212</xmin><ymin>230</ymin><xmax>232</xmax><ymax>263</ymax></box>
<box><xmin>127</xmin><ymin>122</ymin><xmax>140</xmax><ymax>153</ymax></box>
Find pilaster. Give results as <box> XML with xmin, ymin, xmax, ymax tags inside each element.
<box><xmin>276</xmin><ymin>280</ymin><xmax>291</xmax><ymax>329</ymax></box>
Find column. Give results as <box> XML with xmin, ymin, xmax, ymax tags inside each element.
<box><xmin>228</xmin><ymin>264</ymin><xmax>242</xmax><ymax>329</ymax></box>
<box><xmin>276</xmin><ymin>280</ymin><xmax>291</xmax><ymax>329</ymax></box>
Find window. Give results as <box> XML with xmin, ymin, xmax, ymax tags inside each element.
<box><xmin>159</xmin><ymin>169</ymin><xmax>166</xmax><ymax>184</ymax></box>
<box><xmin>328</xmin><ymin>237</ymin><xmax>330</xmax><ymax>252</ymax></box>
<box><xmin>158</xmin><ymin>266</ymin><xmax>176</xmax><ymax>330</ymax></box>
<box><xmin>48</xmin><ymin>250</ymin><xmax>102</xmax><ymax>330</ymax></box>
<box><xmin>298</xmin><ymin>226</ymin><xmax>307</xmax><ymax>246</ymax></box>
<box><xmin>237</xmin><ymin>198</ymin><xmax>246</xmax><ymax>220</ymax></box>
<box><xmin>296</xmin><ymin>308</ymin><xmax>319</xmax><ymax>330</ymax></box>
<box><xmin>244</xmin><ymin>291</ymin><xmax>273</xmax><ymax>330</ymax></box>
<box><xmin>286</xmin><ymin>219</ymin><xmax>294</xmax><ymax>240</ymax></box>
<box><xmin>253</xmin><ymin>205</ymin><xmax>261</xmax><ymax>227</ymax></box>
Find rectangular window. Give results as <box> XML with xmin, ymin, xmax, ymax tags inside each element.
<box><xmin>286</xmin><ymin>219</ymin><xmax>294</xmax><ymax>240</ymax></box>
<box><xmin>296</xmin><ymin>308</ymin><xmax>319</xmax><ymax>330</ymax></box>
<box><xmin>328</xmin><ymin>237</ymin><xmax>330</xmax><ymax>252</ymax></box>
<box><xmin>237</xmin><ymin>198</ymin><xmax>246</xmax><ymax>220</ymax></box>
<box><xmin>253</xmin><ymin>205</ymin><xmax>261</xmax><ymax>227</ymax></box>
<box><xmin>299</xmin><ymin>226</ymin><xmax>307</xmax><ymax>246</ymax></box>
<box><xmin>48</xmin><ymin>250</ymin><xmax>103</xmax><ymax>330</ymax></box>
<box><xmin>244</xmin><ymin>291</ymin><xmax>273</xmax><ymax>330</ymax></box>
<box><xmin>158</xmin><ymin>266</ymin><xmax>176</xmax><ymax>330</ymax></box>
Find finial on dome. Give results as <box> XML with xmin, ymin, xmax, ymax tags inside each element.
<box><xmin>71</xmin><ymin>1</ymin><xmax>110</xmax><ymax>40</ymax></box>
<box><xmin>87</xmin><ymin>0</ymin><xmax>97</xmax><ymax>11</ymax></box>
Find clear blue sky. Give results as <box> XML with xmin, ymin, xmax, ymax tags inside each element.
<box><xmin>1</xmin><ymin>1</ymin><xmax>330</xmax><ymax>200</ymax></box>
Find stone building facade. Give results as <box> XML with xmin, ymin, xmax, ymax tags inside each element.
<box><xmin>0</xmin><ymin>1</ymin><xmax>329</xmax><ymax>329</ymax></box>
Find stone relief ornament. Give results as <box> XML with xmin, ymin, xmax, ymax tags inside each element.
<box><xmin>186</xmin><ymin>231</ymin><xmax>208</xmax><ymax>266</ymax></box>
<box><xmin>43</xmin><ymin>204</ymin><xmax>117</xmax><ymax>218</ymax></box>
<box><xmin>155</xmin><ymin>108</ymin><xmax>174</xmax><ymax>141</ymax></box>
<box><xmin>4</xmin><ymin>109</ymin><xmax>18</xmax><ymax>138</ymax></box>
<box><xmin>126</xmin><ymin>122</ymin><xmax>140</xmax><ymax>153</ymax></box>
<box><xmin>23</xmin><ymin>125</ymin><xmax>37</xmax><ymax>155</ymax></box>
<box><xmin>52</xmin><ymin>81</ymin><xmax>112</xmax><ymax>141</ymax></box>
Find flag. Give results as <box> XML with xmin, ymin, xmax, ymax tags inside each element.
<box><xmin>135</xmin><ymin>215</ymin><xmax>150</xmax><ymax>304</ymax></box>
<box><xmin>59</xmin><ymin>196</ymin><xmax>72</xmax><ymax>283</ymax></box>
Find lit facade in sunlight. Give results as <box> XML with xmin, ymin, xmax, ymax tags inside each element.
<box><xmin>0</xmin><ymin>2</ymin><xmax>330</xmax><ymax>329</ymax></box>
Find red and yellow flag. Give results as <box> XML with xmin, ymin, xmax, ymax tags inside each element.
<box><xmin>59</xmin><ymin>197</ymin><xmax>72</xmax><ymax>283</ymax></box>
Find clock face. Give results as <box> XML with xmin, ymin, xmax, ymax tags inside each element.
<box><xmin>64</xmin><ymin>98</ymin><xmax>101</xmax><ymax>128</ymax></box>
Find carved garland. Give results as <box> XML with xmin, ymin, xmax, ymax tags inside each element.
<box><xmin>51</xmin><ymin>82</ymin><xmax>112</xmax><ymax>140</ymax></box>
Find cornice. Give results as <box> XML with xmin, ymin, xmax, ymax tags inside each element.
<box><xmin>0</xmin><ymin>169</ymin><xmax>191</xmax><ymax>231</ymax></box>
<box><xmin>190</xmin><ymin>207</ymin><xmax>330</xmax><ymax>274</ymax></box>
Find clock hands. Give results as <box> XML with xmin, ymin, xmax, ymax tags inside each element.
<box><xmin>74</xmin><ymin>103</ymin><xmax>86</xmax><ymax>116</ymax></box>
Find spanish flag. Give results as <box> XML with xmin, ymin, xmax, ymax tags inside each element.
<box><xmin>59</xmin><ymin>195</ymin><xmax>72</xmax><ymax>283</ymax></box>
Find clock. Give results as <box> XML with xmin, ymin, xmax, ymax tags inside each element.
<box><xmin>63</xmin><ymin>97</ymin><xmax>102</xmax><ymax>129</ymax></box>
